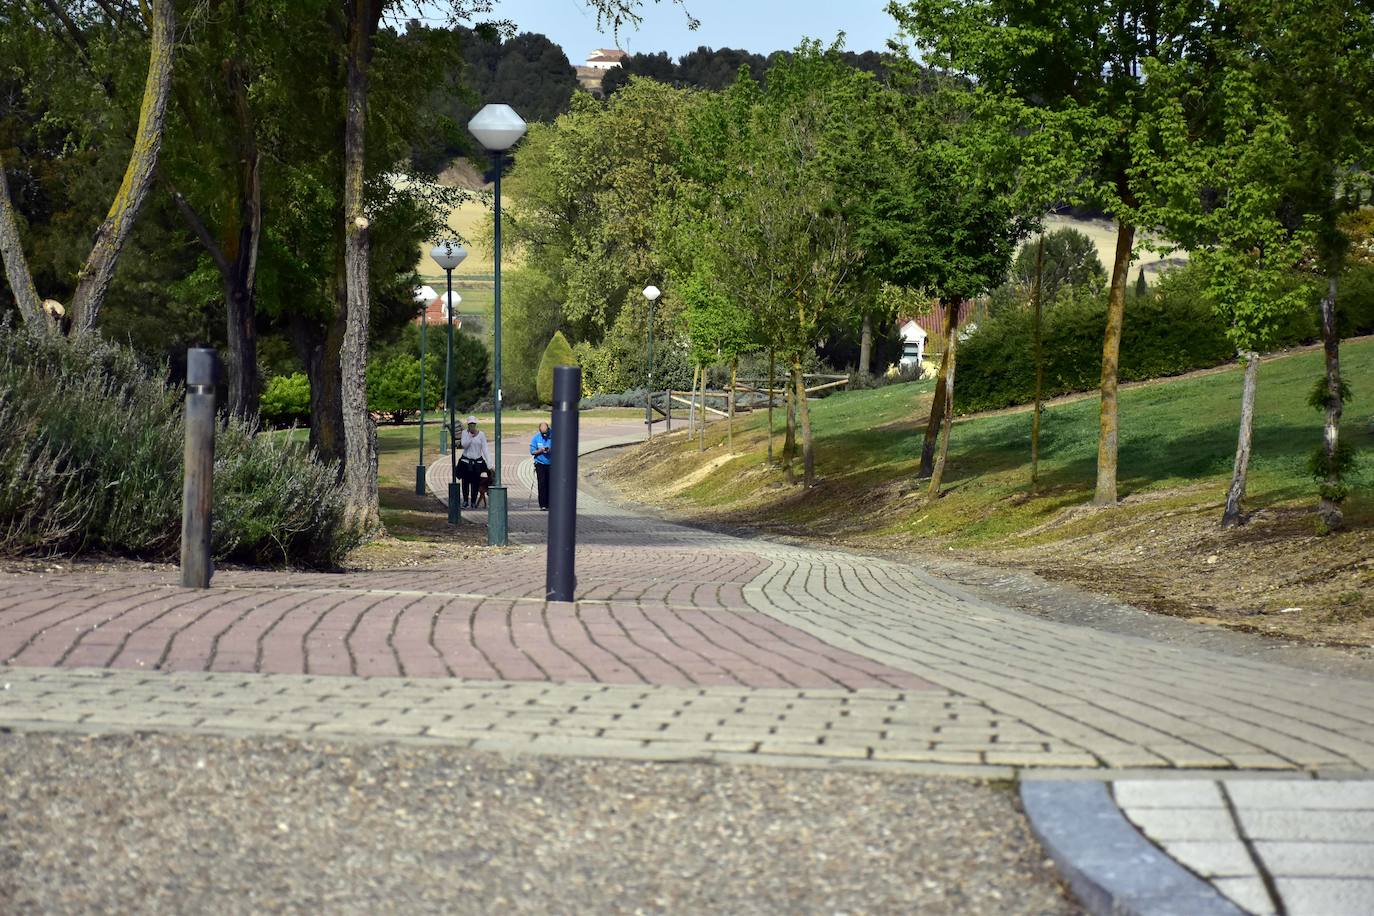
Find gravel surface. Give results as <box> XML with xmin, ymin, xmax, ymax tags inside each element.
<box><xmin>0</xmin><ymin>732</ymin><xmax>1078</xmax><ymax>915</ymax></box>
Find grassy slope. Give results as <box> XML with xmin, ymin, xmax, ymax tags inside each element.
<box><xmin>603</xmin><ymin>338</ymin><xmax>1374</xmax><ymax>644</ymax></box>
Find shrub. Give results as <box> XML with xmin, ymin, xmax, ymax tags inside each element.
<box><xmin>367</xmin><ymin>353</ymin><xmax>426</xmax><ymax>424</ymax></box>
<box><xmin>955</xmin><ymin>270</ymin><xmax>1235</xmax><ymax>413</ymax></box>
<box><xmin>536</xmin><ymin>331</ymin><xmax>577</xmax><ymax>404</ymax></box>
<box><xmin>260</xmin><ymin>373</ymin><xmax>310</xmax><ymax>428</ymax></box>
<box><xmin>0</xmin><ymin>320</ymin><xmax>358</xmax><ymax>568</ymax></box>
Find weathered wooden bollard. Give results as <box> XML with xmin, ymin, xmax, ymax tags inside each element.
<box><xmin>180</xmin><ymin>348</ymin><xmax>218</xmax><ymax>589</ymax></box>
<box><xmin>545</xmin><ymin>365</ymin><xmax>581</xmax><ymax>602</ymax></box>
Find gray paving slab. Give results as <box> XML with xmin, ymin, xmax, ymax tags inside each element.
<box><xmin>1115</xmin><ymin>778</ymin><xmax>1374</xmax><ymax>915</ymax></box>
<box><xmin>1021</xmin><ymin>780</ymin><xmax>1245</xmax><ymax>915</ymax></box>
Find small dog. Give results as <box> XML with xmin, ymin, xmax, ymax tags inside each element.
<box><xmin>473</xmin><ymin>468</ymin><xmax>491</xmax><ymax>508</ymax></box>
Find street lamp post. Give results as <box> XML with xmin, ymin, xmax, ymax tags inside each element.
<box><xmin>469</xmin><ymin>103</ymin><xmax>527</xmax><ymax>548</ymax></box>
<box><xmin>430</xmin><ymin>241</ymin><xmax>467</xmax><ymax>523</ymax></box>
<box><xmin>413</xmin><ymin>284</ymin><xmax>437</xmax><ymax>495</ymax></box>
<box><xmin>642</xmin><ymin>285</ymin><xmax>660</xmax><ymax>439</ymax></box>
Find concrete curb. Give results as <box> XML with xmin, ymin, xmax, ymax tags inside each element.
<box><xmin>1020</xmin><ymin>780</ymin><xmax>1244</xmax><ymax>916</ymax></box>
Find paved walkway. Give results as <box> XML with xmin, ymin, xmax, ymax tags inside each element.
<box><xmin>3</xmin><ymin>419</ymin><xmax>1374</xmax><ymax>913</ymax></box>
<box><xmin>3</xmin><ymin>420</ymin><xmax>1374</xmax><ymax>775</ymax></box>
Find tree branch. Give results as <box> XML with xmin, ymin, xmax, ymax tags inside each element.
<box><xmin>68</xmin><ymin>0</ymin><xmax>176</xmax><ymax>335</ymax></box>
<box><xmin>35</xmin><ymin>0</ymin><xmax>92</xmax><ymax>61</ymax></box>
<box><xmin>0</xmin><ymin>166</ymin><xmax>45</xmax><ymax>328</ymax></box>
<box><xmin>170</xmin><ymin>187</ymin><xmax>231</xmax><ymax>278</ymax></box>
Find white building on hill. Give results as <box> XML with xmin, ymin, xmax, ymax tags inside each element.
<box><xmin>584</xmin><ymin>49</ymin><xmax>626</xmax><ymax>70</ymax></box>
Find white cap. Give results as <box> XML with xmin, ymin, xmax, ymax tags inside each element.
<box><xmin>466</xmin><ymin>416</ymin><xmax>478</xmax><ymax>425</ymax></box>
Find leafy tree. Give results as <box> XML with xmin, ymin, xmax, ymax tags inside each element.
<box><xmin>536</xmin><ymin>330</ymin><xmax>577</xmax><ymax>404</ymax></box>
<box><xmin>407</xmin><ymin>24</ymin><xmax>578</xmax><ymax>172</ymax></box>
<box><xmin>890</xmin><ymin>0</ymin><xmax>1212</xmax><ymax>505</ymax></box>
<box><xmin>504</xmin><ymin>77</ymin><xmax>698</xmax><ymax>386</ymax></box>
<box><xmin>1240</xmin><ymin>0</ymin><xmax>1373</xmax><ymax>530</ymax></box>
<box><xmin>682</xmin><ymin>44</ymin><xmax>868</xmax><ymax>485</ymax></box>
<box><xmin>1011</xmin><ymin>228</ymin><xmax>1107</xmax><ymax>304</ymax></box>
<box><xmin>446</xmin><ymin>328</ymin><xmax>490</xmax><ymax>410</ymax></box>
<box><xmin>260</xmin><ymin>372</ymin><xmax>312</xmax><ymax>427</ymax></box>
<box><xmin>839</xmin><ymin>76</ymin><xmax>1026</xmax><ymax>494</ymax></box>
<box><xmin>1137</xmin><ymin>0</ymin><xmax>1372</xmax><ymax>529</ymax></box>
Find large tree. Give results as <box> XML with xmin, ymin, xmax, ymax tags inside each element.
<box><xmin>889</xmin><ymin>0</ymin><xmax>1210</xmax><ymax>505</ymax></box>
<box><xmin>680</xmin><ymin>44</ymin><xmax>869</xmax><ymax>487</ymax></box>
<box><xmin>1137</xmin><ymin>30</ymin><xmax>1314</xmax><ymax>528</ymax></box>
<box><xmin>839</xmin><ymin>77</ymin><xmax>1026</xmax><ymax>491</ymax></box>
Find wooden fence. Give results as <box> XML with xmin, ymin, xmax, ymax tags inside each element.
<box><xmin>642</xmin><ymin>374</ymin><xmax>850</xmax><ymax>430</ymax></box>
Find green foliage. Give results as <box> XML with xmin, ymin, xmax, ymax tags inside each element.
<box><xmin>956</xmin><ymin>276</ymin><xmax>1236</xmax><ymax>413</ymax></box>
<box><xmin>1018</xmin><ymin>229</ymin><xmax>1107</xmax><ymax>300</ymax></box>
<box><xmin>990</xmin><ymin>229</ymin><xmax>1109</xmax><ymax>317</ymax></box>
<box><xmin>260</xmin><ymin>373</ymin><xmax>312</xmax><ymax>428</ymax></box>
<box><xmin>446</xmin><ymin>328</ymin><xmax>490</xmax><ymax>412</ymax></box>
<box><xmin>367</xmin><ymin>353</ymin><xmax>426</xmax><ymax>424</ymax></box>
<box><xmin>0</xmin><ymin>322</ymin><xmax>357</xmax><ymax>567</ymax></box>
<box><xmin>536</xmin><ymin>331</ymin><xmax>577</xmax><ymax>405</ymax></box>
<box><xmin>1309</xmin><ymin>440</ymin><xmax>1358</xmax><ymax>501</ymax></box>
<box><xmin>405</xmin><ymin>24</ymin><xmax>579</xmax><ymax>172</ymax></box>
<box><xmin>1307</xmin><ymin>377</ymin><xmax>1355</xmax><ymax>413</ymax></box>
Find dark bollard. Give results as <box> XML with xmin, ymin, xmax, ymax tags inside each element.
<box><xmin>545</xmin><ymin>365</ymin><xmax>581</xmax><ymax>602</ymax></box>
<box><xmin>180</xmin><ymin>348</ymin><xmax>218</xmax><ymax>589</ymax></box>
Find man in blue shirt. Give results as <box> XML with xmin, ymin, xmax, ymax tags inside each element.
<box><xmin>530</xmin><ymin>422</ymin><xmax>552</xmax><ymax>511</ymax></box>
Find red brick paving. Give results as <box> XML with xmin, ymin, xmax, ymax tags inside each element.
<box><xmin>0</xmin><ymin>571</ymin><xmax>931</xmax><ymax>690</ymax></box>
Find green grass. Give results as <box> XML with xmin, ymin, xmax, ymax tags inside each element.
<box><xmin>642</xmin><ymin>338</ymin><xmax>1374</xmax><ymax>546</ymax></box>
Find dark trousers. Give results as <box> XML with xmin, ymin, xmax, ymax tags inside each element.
<box><xmin>460</xmin><ymin>458</ymin><xmax>486</xmax><ymax>504</ymax></box>
<box><xmin>534</xmin><ymin>462</ymin><xmax>550</xmax><ymax>509</ymax></box>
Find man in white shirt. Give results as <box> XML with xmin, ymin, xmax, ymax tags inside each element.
<box><xmin>458</xmin><ymin>415</ymin><xmax>492</xmax><ymax>509</ymax></box>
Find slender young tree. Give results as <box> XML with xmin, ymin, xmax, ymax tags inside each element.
<box><xmin>1137</xmin><ymin>1</ymin><xmax>1370</xmax><ymax>528</ymax></box>
<box><xmin>1029</xmin><ymin>233</ymin><xmax>1045</xmax><ymax>490</ymax></box>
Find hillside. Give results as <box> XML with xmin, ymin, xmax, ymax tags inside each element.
<box><xmin>599</xmin><ymin>337</ymin><xmax>1374</xmax><ymax>648</ymax></box>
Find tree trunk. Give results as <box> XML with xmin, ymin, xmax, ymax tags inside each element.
<box><xmin>687</xmin><ymin>363</ymin><xmax>698</xmax><ymax>436</ymax></box>
<box><xmin>1094</xmin><ymin>218</ymin><xmax>1137</xmax><ymax>505</ymax></box>
<box><xmin>698</xmin><ymin>361</ymin><xmax>707</xmax><ymax>450</ymax></box>
<box><xmin>858</xmin><ymin>311</ymin><xmax>873</xmax><ymax>377</ymax></box>
<box><xmin>69</xmin><ymin>0</ymin><xmax>175</xmax><ymax>335</ymax></box>
<box><xmin>727</xmin><ymin>356</ymin><xmax>737</xmax><ymax>449</ymax></box>
<box><xmin>339</xmin><ymin>0</ymin><xmax>379</xmax><ymax>530</ymax></box>
<box><xmin>783</xmin><ymin>361</ymin><xmax>796</xmax><ymax>484</ymax></box>
<box><xmin>767</xmin><ymin>350</ymin><xmax>775</xmax><ymax>465</ymax></box>
<box><xmin>291</xmin><ymin>311</ymin><xmax>346</xmax><ymax>467</ymax></box>
<box><xmin>794</xmin><ymin>357</ymin><xmax>816</xmax><ymax>487</ymax></box>
<box><xmin>1317</xmin><ymin>275</ymin><xmax>1345</xmax><ymax>529</ymax></box>
<box><xmin>0</xmin><ymin>167</ymin><xmax>45</xmax><ymax>329</ymax></box>
<box><xmin>1222</xmin><ymin>350</ymin><xmax>1259</xmax><ymax>528</ymax></box>
<box><xmin>927</xmin><ymin>312</ymin><xmax>960</xmax><ymax>501</ymax></box>
<box><xmin>1030</xmin><ymin>234</ymin><xmax>1045</xmax><ymax>491</ymax></box>
<box><xmin>221</xmin><ymin>50</ymin><xmax>262</xmax><ymax>420</ymax></box>
<box><xmin>918</xmin><ymin>305</ymin><xmax>955</xmax><ymax>478</ymax></box>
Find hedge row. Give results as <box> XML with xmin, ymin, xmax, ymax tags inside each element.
<box><xmin>955</xmin><ymin>263</ymin><xmax>1374</xmax><ymax>414</ymax></box>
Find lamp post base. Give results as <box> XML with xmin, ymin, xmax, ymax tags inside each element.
<box><xmin>487</xmin><ymin>487</ymin><xmax>508</xmax><ymax>547</ymax></box>
<box><xmin>439</xmin><ymin>428</ymin><xmax>449</xmax><ymax>455</ymax></box>
<box><xmin>415</xmin><ymin>465</ymin><xmax>426</xmax><ymax>497</ymax></box>
<box><xmin>448</xmin><ymin>481</ymin><xmax>461</xmax><ymax>525</ymax></box>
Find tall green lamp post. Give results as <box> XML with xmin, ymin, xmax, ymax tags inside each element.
<box><xmin>430</xmin><ymin>241</ymin><xmax>467</xmax><ymax>522</ymax></box>
<box><xmin>413</xmin><ymin>284</ymin><xmax>437</xmax><ymax>495</ymax></box>
<box><xmin>468</xmin><ymin>103</ymin><xmax>527</xmax><ymax>547</ymax></box>
<box><xmin>642</xmin><ymin>285</ymin><xmax>660</xmax><ymax>439</ymax></box>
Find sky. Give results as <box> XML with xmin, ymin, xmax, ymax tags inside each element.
<box><xmin>411</xmin><ymin>0</ymin><xmax>900</xmax><ymax>60</ymax></box>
